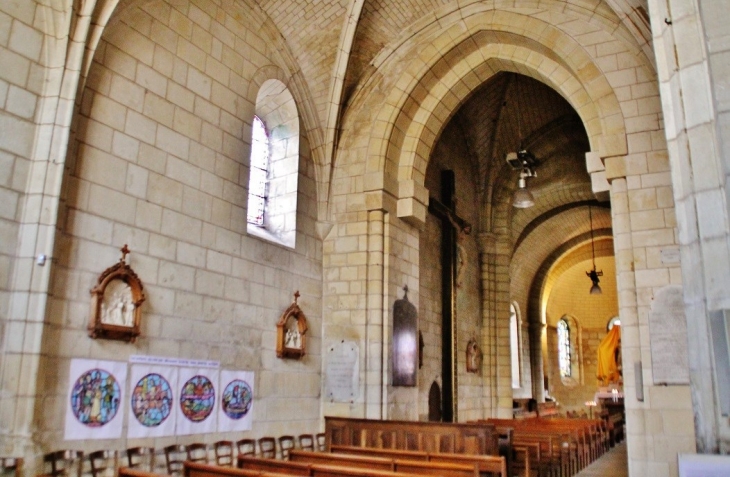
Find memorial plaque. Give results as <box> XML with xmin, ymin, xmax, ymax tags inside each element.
<box><xmin>325</xmin><ymin>340</ymin><xmax>359</xmax><ymax>402</ymax></box>
<box><xmin>392</xmin><ymin>286</ymin><xmax>418</xmax><ymax>386</ymax></box>
<box><xmin>648</xmin><ymin>285</ymin><xmax>690</xmax><ymax>384</ymax></box>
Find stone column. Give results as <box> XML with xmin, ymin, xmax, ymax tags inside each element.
<box><xmin>529</xmin><ymin>321</ymin><xmax>546</xmax><ymax>403</ymax></box>
<box><xmin>478</xmin><ymin>232</ymin><xmax>513</xmax><ymax>418</ymax></box>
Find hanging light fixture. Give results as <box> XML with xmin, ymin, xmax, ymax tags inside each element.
<box><xmin>586</xmin><ymin>205</ymin><xmax>603</xmax><ymax>295</ymax></box>
<box><xmin>506</xmin><ymin>76</ymin><xmax>538</xmax><ymax>208</ymax></box>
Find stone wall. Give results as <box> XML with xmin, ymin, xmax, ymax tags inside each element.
<box><xmin>33</xmin><ymin>0</ymin><xmax>322</xmax><ymax>451</ymax></box>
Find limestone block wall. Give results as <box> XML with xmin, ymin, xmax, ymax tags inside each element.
<box><xmin>30</xmin><ymin>0</ymin><xmax>322</xmax><ymax>451</ymax></box>
<box><xmin>649</xmin><ymin>0</ymin><xmax>730</xmax><ymax>453</ymax></box>
<box><xmin>0</xmin><ymin>0</ymin><xmax>73</xmax><ymax>455</ymax></box>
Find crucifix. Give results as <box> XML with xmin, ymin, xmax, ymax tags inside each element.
<box><xmin>427</xmin><ymin>170</ymin><xmax>471</xmax><ymax>422</ymax></box>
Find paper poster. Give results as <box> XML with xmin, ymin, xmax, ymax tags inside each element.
<box><xmin>218</xmin><ymin>370</ymin><xmax>254</xmax><ymax>432</ymax></box>
<box><xmin>176</xmin><ymin>367</ymin><xmax>219</xmax><ymax>435</ymax></box>
<box><xmin>127</xmin><ymin>365</ymin><xmax>178</xmax><ymax>438</ymax></box>
<box><xmin>64</xmin><ymin>359</ymin><xmax>127</xmax><ymax>440</ymax></box>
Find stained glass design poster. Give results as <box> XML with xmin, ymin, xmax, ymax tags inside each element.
<box><xmin>127</xmin><ymin>365</ymin><xmax>178</xmax><ymax>438</ymax></box>
<box><xmin>64</xmin><ymin>359</ymin><xmax>127</xmax><ymax>440</ymax></box>
<box><xmin>218</xmin><ymin>370</ymin><xmax>254</xmax><ymax>432</ymax></box>
<box><xmin>176</xmin><ymin>367</ymin><xmax>219</xmax><ymax>435</ymax></box>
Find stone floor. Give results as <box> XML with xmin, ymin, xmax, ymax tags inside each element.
<box><xmin>574</xmin><ymin>441</ymin><xmax>628</xmax><ymax>477</ymax></box>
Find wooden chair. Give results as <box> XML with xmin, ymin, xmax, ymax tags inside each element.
<box><xmin>236</xmin><ymin>439</ymin><xmax>256</xmax><ymax>457</ymax></box>
<box><xmin>164</xmin><ymin>444</ymin><xmax>186</xmax><ymax>476</ymax></box>
<box><xmin>88</xmin><ymin>450</ymin><xmax>116</xmax><ymax>477</ymax></box>
<box><xmin>298</xmin><ymin>434</ymin><xmax>315</xmax><ymax>452</ymax></box>
<box><xmin>44</xmin><ymin>450</ymin><xmax>83</xmax><ymax>477</ymax></box>
<box><xmin>126</xmin><ymin>447</ymin><xmax>155</xmax><ymax>472</ymax></box>
<box><xmin>186</xmin><ymin>444</ymin><xmax>208</xmax><ymax>464</ymax></box>
<box><xmin>278</xmin><ymin>436</ymin><xmax>295</xmax><ymax>460</ymax></box>
<box><xmin>1</xmin><ymin>458</ymin><xmax>23</xmax><ymax>477</ymax></box>
<box><xmin>315</xmin><ymin>433</ymin><xmax>326</xmax><ymax>452</ymax></box>
<box><xmin>213</xmin><ymin>441</ymin><xmax>234</xmax><ymax>466</ymax></box>
<box><xmin>257</xmin><ymin>437</ymin><xmax>276</xmax><ymax>459</ymax></box>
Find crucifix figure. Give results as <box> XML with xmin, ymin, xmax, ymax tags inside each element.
<box><xmin>427</xmin><ymin>170</ymin><xmax>471</xmax><ymax>422</ymax></box>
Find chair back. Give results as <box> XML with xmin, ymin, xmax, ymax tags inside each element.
<box><xmin>213</xmin><ymin>441</ymin><xmax>234</xmax><ymax>466</ymax></box>
<box><xmin>88</xmin><ymin>450</ymin><xmax>116</xmax><ymax>477</ymax></box>
<box><xmin>298</xmin><ymin>434</ymin><xmax>314</xmax><ymax>452</ymax></box>
<box><xmin>186</xmin><ymin>444</ymin><xmax>208</xmax><ymax>464</ymax></box>
<box><xmin>44</xmin><ymin>450</ymin><xmax>83</xmax><ymax>477</ymax></box>
<box><xmin>257</xmin><ymin>437</ymin><xmax>276</xmax><ymax>459</ymax></box>
<box><xmin>126</xmin><ymin>447</ymin><xmax>155</xmax><ymax>472</ymax></box>
<box><xmin>315</xmin><ymin>433</ymin><xmax>326</xmax><ymax>452</ymax></box>
<box><xmin>236</xmin><ymin>439</ymin><xmax>256</xmax><ymax>457</ymax></box>
<box><xmin>1</xmin><ymin>458</ymin><xmax>23</xmax><ymax>477</ymax></box>
<box><xmin>164</xmin><ymin>444</ymin><xmax>186</xmax><ymax>476</ymax></box>
<box><xmin>278</xmin><ymin>436</ymin><xmax>295</xmax><ymax>460</ymax></box>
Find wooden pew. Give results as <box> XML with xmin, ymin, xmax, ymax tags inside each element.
<box><xmin>325</xmin><ymin>416</ymin><xmax>499</xmax><ymax>455</ymax></box>
<box><xmin>183</xmin><ymin>461</ymin><xmax>298</xmax><ymax>477</ymax></box>
<box><xmin>328</xmin><ymin>445</ymin><xmax>507</xmax><ymax>477</ymax></box>
<box><xmin>238</xmin><ymin>455</ymin><xmax>432</xmax><ymax>477</ymax></box>
<box><xmin>238</xmin><ymin>457</ymin><xmax>311</xmax><ymax>475</ymax></box>
<box><xmin>287</xmin><ymin>450</ymin><xmax>478</xmax><ymax>477</ymax></box>
<box><xmin>481</xmin><ymin>418</ymin><xmax>608</xmax><ymax>476</ymax></box>
<box><xmin>120</xmin><ymin>468</ymin><xmax>173</xmax><ymax>477</ymax></box>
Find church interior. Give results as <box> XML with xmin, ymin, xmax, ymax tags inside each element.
<box><xmin>1</xmin><ymin>1</ymin><xmax>729</xmax><ymax>477</ymax></box>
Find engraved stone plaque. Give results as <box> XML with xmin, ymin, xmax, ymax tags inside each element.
<box><xmin>325</xmin><ymin>340</ymin><xmax>359</xmax><ymax>402</ymax></box>
<box><xmin>648</xmin><ymin>285</ymin><xmax>690</xmax><ymax>384</ymax></box>
<box><xmin>392</xmin><ymin>287</ymin><xmax>418</xmax><ymax>386</ymax></box>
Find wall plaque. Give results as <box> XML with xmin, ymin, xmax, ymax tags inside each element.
<box><xmin>392</xmin><ymin>285</ymin><xmax>418</xmax><ymax>386</ymax></box>
<box><xmin>325</xmin><ymin>340</ymin><xmax>359</xmax><ymax>402</ymax></box>
<box><xmin>648</xmin><ymin>285</ymin><xmax>690</xmax><ymax>384</ymax></box>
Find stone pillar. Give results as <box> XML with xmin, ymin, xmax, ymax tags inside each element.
<box><xmin>478</xmin><ymin>232</ymin><xmax>512</xmax><ymax>418</ymax></box>
<box><xmin>529</xmin><ymin>321</ymin><xmax>546</xmax><ymax>402</ymax></box>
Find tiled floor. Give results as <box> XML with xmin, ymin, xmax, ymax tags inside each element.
<box><xmin>574</xmin><ymin>441</ymin><xmax>628</xmax><ymax>477</ymax></box>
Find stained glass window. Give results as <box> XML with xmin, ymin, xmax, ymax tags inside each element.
<box><xmin>558</xmin><ymin>318</ymin><xmax>571</xmax><ymax>378</ymax></box>
<box><xmin>247</xmin><ymin>116</ymin><xmax>269</xmax><ymax>226</ymax></box>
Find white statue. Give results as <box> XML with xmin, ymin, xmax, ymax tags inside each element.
<box><xmin>101</xmin><ymin>280</ymin><xmax>134</xmax><ymax>326</ymax></box>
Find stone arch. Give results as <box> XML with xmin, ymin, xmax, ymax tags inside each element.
<box><xmin>357</xmin><ymin>10</ymin><xmax>635</xmax><ymax>226</ymax></box>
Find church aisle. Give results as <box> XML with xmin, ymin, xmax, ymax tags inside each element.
<box><xmin>574</xmin><ymin>442</ymin><xmax>627</xmax><ymax>477</ymax></box>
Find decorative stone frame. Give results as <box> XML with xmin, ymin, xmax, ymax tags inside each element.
<box><xmin>88</xmin><ymin>245</ymin><xmax>145</xmax><ymax>343</ymax></box>
<box><xmin>276</xmin><ymin>291</ymin><xmax>308</xmax><ymax>359</ymax></box>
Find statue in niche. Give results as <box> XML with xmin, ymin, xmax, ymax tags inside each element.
<box><xmin>276</xmin><ymin>291</ymin><xmax>308</xmax><ymax>359</ymax></box>
<box><xmin>89</xmin><ymin>244</ymin><xmax>145</xmax><ymax>342</ymax></box>
<box><xmin>101</xmin><ymin>279</ymin><xmax>135</xmax><ymax>327</ymax></box>
<box><xmin>466</xmin><ymin>338</ymin><xmax>481</xmax><ymax>373</ymax></box>
<box><xmin>285</xmin><ymin>315</ymin><xmax>302</xmax><ymax>349</ymax></box>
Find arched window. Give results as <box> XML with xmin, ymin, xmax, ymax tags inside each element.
<box><xmin>510</xmin><ymin>303</ymin><xmax>522</xmax><ymax>388</ymax></box>
<box><xmin>246</xmin><ymin>79</ymin><xmax>300</xmax><ymax>248</ymax></box>
<box><xmin>247</xmin><ymin>116</ymin><xmax>269</xmax><ymax>227</ymax></box>
<box><xmin>557</xmin><ymin>318</ymin><xmax>571</xmax><ymax>378</ymax></box>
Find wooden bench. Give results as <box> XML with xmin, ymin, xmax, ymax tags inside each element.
<box><xmin>182</xmin><ymin>461</ymin><xmax>296</xmax><ymax>477</ymax></box>
<box><xmin>481</xmin><ymin>418</ymin><xmax>609</xmax><ymax>476</ymax></box>
<box><xmin>327</xmin><ymin>445</ymin><xmax>507</xmax><ymax>477</ymax></box>
<box><xmin>120</xmin><ymin>467</ymin><xmax>179</xmax><ymax>477</ymax></box>
<box><xmin>238</xmin><ymin>456</ymin><xmax>430</xmax><ymax>477</ymax></box>
<box><xmin>325</xmin><ymin>416</ymin><xmax>499</xmax><ymax>455</ymax></box>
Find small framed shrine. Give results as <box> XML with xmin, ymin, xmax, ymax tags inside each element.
<box><xmin>88</xmin><ymin>245</ymin><xmax>145</xmax><ymax>343</ymax></box>
<box><xmin>276</xmin><ymin>291</ymin><xmax>308</xmax><ymax>359</ymax></box>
